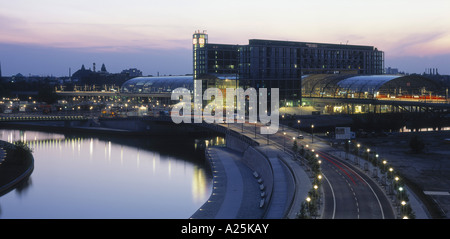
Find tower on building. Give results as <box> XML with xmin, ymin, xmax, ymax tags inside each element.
<box><xmin>193</xmin><ymin>30</ymin><xmax>208</xmax><ymax>80</ymax></box>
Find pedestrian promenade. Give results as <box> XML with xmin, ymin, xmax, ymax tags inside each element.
<box><xmin>192</xmin><ymin>122</ymin><xmax>315</xmax><ymax>219</ymax></box>
<box><xmin>191</xmin><ymin>147</ymin><xmax>265</xmax><ymax>219</ymax></box>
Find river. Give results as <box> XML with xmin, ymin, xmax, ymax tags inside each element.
<box><xmin>0</xmin><ymin>129</ymin><xmax>223</xmax><ymax>219</ymax></box>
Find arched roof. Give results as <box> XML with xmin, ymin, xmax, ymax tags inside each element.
<box><xmin>337</xmin><ymin>75</ymin><xmax>401</xmax><ymax>94</ymax></box>
<box><xmin>121</xmin><ymin>76</ymin><xmax>193</xmax><ymax>93</ymax></box>
<box><xmin>302</xmin><ymin>74</ymin><xmax>444</xmax><ymax>98</ymax></box>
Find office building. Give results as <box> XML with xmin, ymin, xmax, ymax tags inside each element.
<box><xmin>193</xmin><ymin>31</ymin><xmax>384</xmax><ymax>106</ymax></box>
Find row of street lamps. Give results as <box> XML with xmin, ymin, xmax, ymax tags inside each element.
<box><xmin>352</xmin><ymin>141</ymin><xmax>413</xmax><ymax>219</ymax></box>
<box><xmin>281</xmin><ymin>117</ymin><xmax>412</xmax><ymax>219</ymax></box>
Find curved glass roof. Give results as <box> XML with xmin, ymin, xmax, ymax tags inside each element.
<box><xmin>301</xmin><ymin>74</ymin><xmax>443</xmax><ymax>98</ymax></box>
<box><xmin>337</xmin><ymin>75</ymin><xmax>401</xmax><ymax>94</ymax></box>
<box><xmin>121</xmin><ymin>76</ymin><xmax>193</xmax><ymax>94</ymax></box>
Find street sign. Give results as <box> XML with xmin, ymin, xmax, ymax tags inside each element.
<box><xmin>335</xmin><ymin>127</ymin><xmax>351</xmax><ymax>140</ymax></box>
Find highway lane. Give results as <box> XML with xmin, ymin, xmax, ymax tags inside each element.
<box><xmin>319</xmin><ymin>150</ymin><xmax>395</xmax><ymax>219</ymax></box>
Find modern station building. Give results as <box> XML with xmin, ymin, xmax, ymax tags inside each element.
<box><xmin>55</xmin><ymin>31</ymin><xmax>447</xmax><ymax>117</ymax></box>
<box><xmin>193</xmin><ymin>30</ymin><xmax>385</xmax><ymax>106</ymax></box>
<box><xmin>300</xmin><ymin>74</ymin><xmax>446</xmax><ymax>114</ymax></box>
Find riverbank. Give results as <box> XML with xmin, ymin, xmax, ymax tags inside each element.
<box><xmin>0</xmin><ymin>140</ymin><xmax>34</xmax><ymax>197</ymax></box>
<box><xmin>191</xmin><ymin>124</ymin><xmax>312</xmax><ymax>219</ymax></box>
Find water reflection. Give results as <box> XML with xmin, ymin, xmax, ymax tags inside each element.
<box><xmin>0</xmin><ymin>129</ymin><xmax>225</xmax><ymax>219</ymax></box>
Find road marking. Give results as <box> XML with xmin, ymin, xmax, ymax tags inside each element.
<box><xmin>323</xmin><ymin>152</ymin><xmax>370</xmax><ymax>186</ymax></box>
<box><xmin>320</xmin><ymin>153</ymin><xmax>357</xmax><ymax>185</ymax></box>
<box><xmin>423</xmin><ymin>191</ymin><xmax>450</xmax><ymax>196</ymax></box>
<box><xmin>324</xmin><ymin>152</ymin><xmax>387</xmax><ymax>219</ymax></box>
<box><xmin>323</xmin><ymin>173</ymin><xmax>336</xmax><ymax>219</ymax></box>
<box><xmin>355</xmin><ymin>172</ymin><xmax>385</xmax><ymax>219</ymax></box>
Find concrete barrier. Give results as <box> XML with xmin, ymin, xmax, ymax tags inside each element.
<box><xmin>241</xmin><ymin>146</ymin><xmax>274</xmax><ymax>209</ymax></box>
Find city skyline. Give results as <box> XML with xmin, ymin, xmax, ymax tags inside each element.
<box><xmin>0</xmin><ymin>0</ymin><xmax>449</xmax><ymax>76</ymax></box>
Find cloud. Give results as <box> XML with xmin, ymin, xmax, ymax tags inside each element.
<box><xmin>386</xmin><ymin>32</ymin><xmax>450</xmax><ymax>57</ymax></box>
<box><xmin>0</xmin><ymin>12</ymin><xmax>192</xmax><ymax>51</ymax></box>
<box><xmin>0</xmin><ymin>14</ymin><xmax>35</xmax><ymax>44</ymax></box>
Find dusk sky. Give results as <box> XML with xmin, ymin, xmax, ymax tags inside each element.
<box><xmin>1</xmin><ymin>0</ymin><xmax>449</xmax><ymax>76</ymax></box>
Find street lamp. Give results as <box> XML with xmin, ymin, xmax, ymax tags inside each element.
<box><xmin>306</xmin><ymin>196</ymin><xmax>311</xmax><ymax>216</ymax></box>
<box><xmin>356</xmin><ymin>143</ymin><xmax>361</xmax><ymax>165</ymax></box>
<box><xmin>401</xmin><ymin>200</ymin><xmax>407</xmax><ymax>216</ymax></box>
<box><xmin>311</xmin><ymin>124</ymin><xmax>314</xmax><ymax>143</ymax></box>
<box><xmin>283</xmin><ymin>132</ymin><xmax>286</xmax><ymax>151</ymax></box>
<box><xmin>297</xmin><ymin>120</ymin><xmax>301</xmax><ymax>136</ymax></box>
<box><xmin>313</xmin><ymin>184</ymin><xmax>320</xmax><ymax>209</ymax></box>
<box><xmin>382</xmin><ymin>160</ymin><xmax>387</xmax><ymax>171</ymax></box>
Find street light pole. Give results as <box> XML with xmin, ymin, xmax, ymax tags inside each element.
<box><xmin>311</xmin><ymin>124</ymin><xmax>314</xmax><ymax>143</ymax></box>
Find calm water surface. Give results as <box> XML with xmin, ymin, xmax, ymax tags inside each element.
<box><xmin>0</xmin><ymin>129</ymin><xmax>221</xmax><ymax>219</ymax></box>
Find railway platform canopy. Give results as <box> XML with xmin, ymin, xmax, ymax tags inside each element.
<box><xmin>302</xmin><ymin>74</ymin><xmax>446</xmax><ymax>100</ymax></box>
<box><xmin>121</xmin><ymin>76</ymin><xmax>194</xmax><ymax>94</ymax></box>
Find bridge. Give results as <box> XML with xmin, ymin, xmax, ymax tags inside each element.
<box><xmin>0</xmin><ymin>115</ymin><xmax>88</xmax><ymax>122</ymax></box>
<box><xmin>55</xmin><ymin>91</ymin><xmax>171</xmax><ymax>99</ymax></box>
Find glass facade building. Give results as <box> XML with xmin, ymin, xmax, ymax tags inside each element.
<box><xmin>193</xmin><ymin>31</ymin><xmax>385</xmax><ymax>106</ymax></box>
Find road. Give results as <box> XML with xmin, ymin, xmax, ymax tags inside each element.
<box><xmin>318</xmin><ymin>150</ymin><xmax>395</xmax><ymax>219</ymax></box>
<box><xmin>223</xmin><ymin>121</ymin><xmax>396</xmax><ymax>219</ymax></box>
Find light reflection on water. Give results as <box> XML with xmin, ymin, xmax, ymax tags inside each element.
<box><xmin>0</xmin><ymin>129</ymin><xmax>222</xmax><ymax>219</ymax></box>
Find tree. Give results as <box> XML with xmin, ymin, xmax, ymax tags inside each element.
<box><xmin>11</xmin><ymin>141</ymin><xmax>33</xmax><ymax>165</ymax></box>
<box><xmin>292</xmin><ymin>139</ymin><xmax>298</xmax><ymax>153</ymax></box>
<box><xmin>297</xmin><ymin>202</ymin><xmax>309</xmax><ymax>219</ymax></box>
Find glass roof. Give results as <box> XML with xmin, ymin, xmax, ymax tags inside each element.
<box><xmin>121</xmin><ymin>76</ymin><xmax>193</xmax><ymax>93</ymax></box>
<box><xmin>337</xmin><ymin>75</ymin><xmax>401</xmax><ymax>93</ymax></box>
